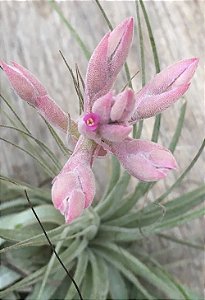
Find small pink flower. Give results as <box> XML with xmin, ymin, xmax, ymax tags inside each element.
<box><xmin>78</xmin><ymin>90</ymin><xmax>134</xmax><ymax>143</ymax></box>
<box><xmin>83</xmin><ymin>112</ymin><xmax>100</xmax><ymax>131</ymax></box>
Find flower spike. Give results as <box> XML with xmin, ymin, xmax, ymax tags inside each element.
<box><xmin>84</xmin><ymin>17</ymin><xmax>134</xmax><ymax>111</ymax></box>
<box><xmin>111</xmin><ymin>139</ymin><xmax>178</xmax><ymax>181</ymax></box>
<box><xmin>52</xmin><ymin>137</ymin><xmax>96</xmax><ymax>223</ymax></box>
<box><xmin>131</xmin><ymin>58</ymin><xmax>199</xmax><ymax>121</ymax></box>
<box><xmin>1</xmin><ymin>61</ymin><xmax>68</xmax><ymax>132</ymax></box>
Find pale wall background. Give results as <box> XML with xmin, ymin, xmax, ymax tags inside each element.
<box><xmin>0</xmin><ymin>0</ymin><xmax>204</xmax><ymax>296</ymax></box>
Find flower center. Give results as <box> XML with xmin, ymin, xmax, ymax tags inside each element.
<box><xmin>83</xmin><ymin>112</ymin><xmax>100</xmax><ymax>132</ymax></box>
<box><xmin>86</xmin><ymin>117</ymin><xmax>95</xmax><ymax>126</ymax></box>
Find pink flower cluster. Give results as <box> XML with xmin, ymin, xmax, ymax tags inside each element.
<box><xmin>1</xmin><ymin>17</ymin><xmax>198</xmax><ymax>223</ymax></box>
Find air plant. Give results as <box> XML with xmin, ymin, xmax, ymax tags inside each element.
<box><xmin>0</xmin><ymin>1</ymin><xmax>204</xmax><ymax>299</ymax></box>
<box><xmin>1</xmin><ymin>18</ymin><xmax>198</xmax><ymax>223</ymax></box>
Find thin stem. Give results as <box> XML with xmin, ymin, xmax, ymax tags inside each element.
<box><xmin>121</xmin><ymin>71</ymin><xmax>139</xmax><ymax>92</ymax></box>
<box><xmin>94</xmin><ymin>0</ymin><xmax>132</xmax><ymax>88</ymax></box>
<box><xmin>169</xmin><ymin>101</ymin><xmax>187</xmax><ymax>153</ymax></box>
<box><xmin>43</xmin><ymin>117</ymin><xmax>70</xmax><ymax>156</ymax></box>
<box><xmin>0</xmin><ymin>93</ymin><xmax>31</xmax><ymax>134</ymax></box>
<box><xmin>133</xmin><ymin>1</ymin><xmax>146</xmax><ymax>139</ymax></box>
<box><xmin>139</xmin><ymin>0</ymin><xmax>160</xmax><ymax>73</ymax></box>
<box><xmin>136</xmin><ymin>1</ymin><xmax>146</xmax><ymax>86</ymax></box>
<box><xmin>0</xmin><ymin>137</ymin><xmax>55</xmax><ymax>177</ymax></box>
<box><xmin>0</xmin><ymin>125</ymin><xmax>61</xmax><ymax>171</ymax></box>
<box><xmin>139</xmin><ymin>0</ymin><xmax>161</xmax><ymax>142</ymax></box>
<box><xmin>49</xmin><ymin>0</ymin><xmax>90</xmax><ymax>60</ymax></box>
<box><xmin>158</xmin><ymin>233</ymin><xmax>204</xmax><ymax>251</ymax></box>
<box><xmin>95</xmin><ymin>0</ymin><xmax>113</xmax><ymax>30</ymax></box>
<box><xmin>59</xmin><ymin>50</ymin><xmax>84</xmax><ymax>111</ymax></box>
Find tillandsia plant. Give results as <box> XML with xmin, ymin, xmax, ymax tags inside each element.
<box><xmin>0</xmin><ymin>18</ymin><xmax>198</xmax><ymax>223</ymax></box>
<box><xmin>0</xmin><ymin>1</ymin><xmax>204</xmax><ymax>299</ymax></box>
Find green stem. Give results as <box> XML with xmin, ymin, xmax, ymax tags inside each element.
<box><xmin>49</xmin><ymin>0</ymin><xmax>90</xmax><ymax>60</ymax></box>
<box><xmin>169</xmin><ymin>101</ymin><xmax>187</xmax><ymax>152</ymax></box>
<box><xmin>0</xmin><ymin>93</ymin><xmax>31</xmax><ymax>134</ymax></box>
<box><xmin>95</xmin><ymin>0</ymin><xmax>113</xmax><ymax>30</ymax></box>
<box><xmin>94</xmin><ymin>0</ymin><xmax>132</xmax><ymax>88</ymax></box>
<box><xmin>0</xmin><ymin>125</ymin><xmax>61</xmax><ymax>172</ymax></box>
<box><xmin>139</xmin><ymin>0</ymin><xmax>160</xmax><ymax>73</ymax></box>
<box><xmin>136</xmin><ymin>1</ymin><xmax>146</xmax><ymax>86</ymax></box>
<box><xmin>139</xmin><ymin>0</ymin><xmax>161</xmax><ymax>142</ymax></box>
<box><xmin>103</xmin><ymin>156</ymin><xmax>121</xmax><ymax>198</ymax></box>
<box><xmin>158</xmin><ymin>233</ymin><xmax>204</xmax><ymax>251</ymax></box>
<box><xmin>0</xmin><ymin>137</ymin><xmax>55</xmax><ymax>177</ymax></box>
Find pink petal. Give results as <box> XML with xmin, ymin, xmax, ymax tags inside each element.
<box><xmin>51</xmin><ymin>171</ymin><xmax>78</xmax><ymax>210</ymax></box>
<box><xmin>133</xmin><ymin>83</ymin><xmax>190</xmax><ymax>120</ymax></box>
<box><xmin>171</xmin><ymin>58</ymin><xmax>199</xmax><ymax>87</ymax></box>
<box><xmin>65</xmin><ymin>190</ymin><xmax>85</xmax><ymax>223</ymax></box>
<box><xmin>92</xmin><ymin>92</ymin><xmax>113</xmax><ymax>123</ymax></box>
<box><xmin>110</xmin><ymin>89</ymin><xmax>135</xmax><ymax>122</ymax></box>
<box><xmin>2</xmin><ymin>61</ymin><xmax>69</xmax><ymax>132</ymax></box>
<box><xmin>36</xmin><ymin>95</ymin><xmax>68</xmax><ymax>131</ymax></box>
<box><xmin>12</xmin><ymin>62</ymin><xmax>47</xmax><ymax>97</ymax></box>
<box><xmin>99</xmin><ymin>124</ymin><xmax>132</xmax><ymax>142</ymax></box>
<box><xmin>107</xmin><ymin>17</ymin><xmax>133</xmax><ymax>79</ymax></box>
<box><xmin>111</xmin><ymin>138</ymin><xmax>177</xmax><ymax>181</ymax></box>
<box><xmin>84</xmin><ymin>17</ymin><xmax>134</xmax><ymax>111</ymax></box>
<box><xmin>141</xmin><ymin>58</ymin><xmax>198</xmax><ymax>95</ymax></box>
<box><xmin>51</xmin><ymin>137</ymin><xmax>96</xmax><ymax>223</ymax></box>
<box><xmin>124</xmin><ymin>153</ymin><xmax>168</xmax><ymax>181</ymax></box>
<box><xmin>149</xmin><ymin>148</ymin><xmax>178</xmax><ymax>169</ymax></box>
<box><xmin>84</xmin><ymin>33</ymin><xmax>109</xmax><ymax>110</ymax></box>
<box><xmin>1</xmin><ymin>61</ymin><xmax>37</xmax><ymax>104</ymax></box>
<box><xmin>131</xmin><ymin>58</ymin><xmax>198</xmax><ymax>122</ymax></box>
<box><xmin>75</xmin><ymin>165</ymin><xmax>96</xmax><ymax>208</ymax></box>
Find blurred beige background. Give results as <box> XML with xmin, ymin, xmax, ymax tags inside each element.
<box><xmin>0</xmin><ymin>0</ymin><xmax>204</xmax><ymax>296</ymax></box>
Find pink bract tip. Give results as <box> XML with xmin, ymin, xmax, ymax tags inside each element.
<box><xmin>111</xmin><ymin>138</ymin><xmax>178</xmax><ymax>182</ymax></box>
<box><xmin>1</xmin><ymin>61</ymin><xmax>68</xmax><ymax>132</ymax></box>
<box><xmin>84</xmin><ymin>17</ymin><xmax>134</xmax><ymax>111</ymax></box>
<box><xmin>52</xmin><ymin>137</ymin><xmax>96</xmax><ymax>223</ymax></box>
<box><xmin>131</xmin><ymin>58</ymin><xmax>199</xmax><ymax>122</ymax></box>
